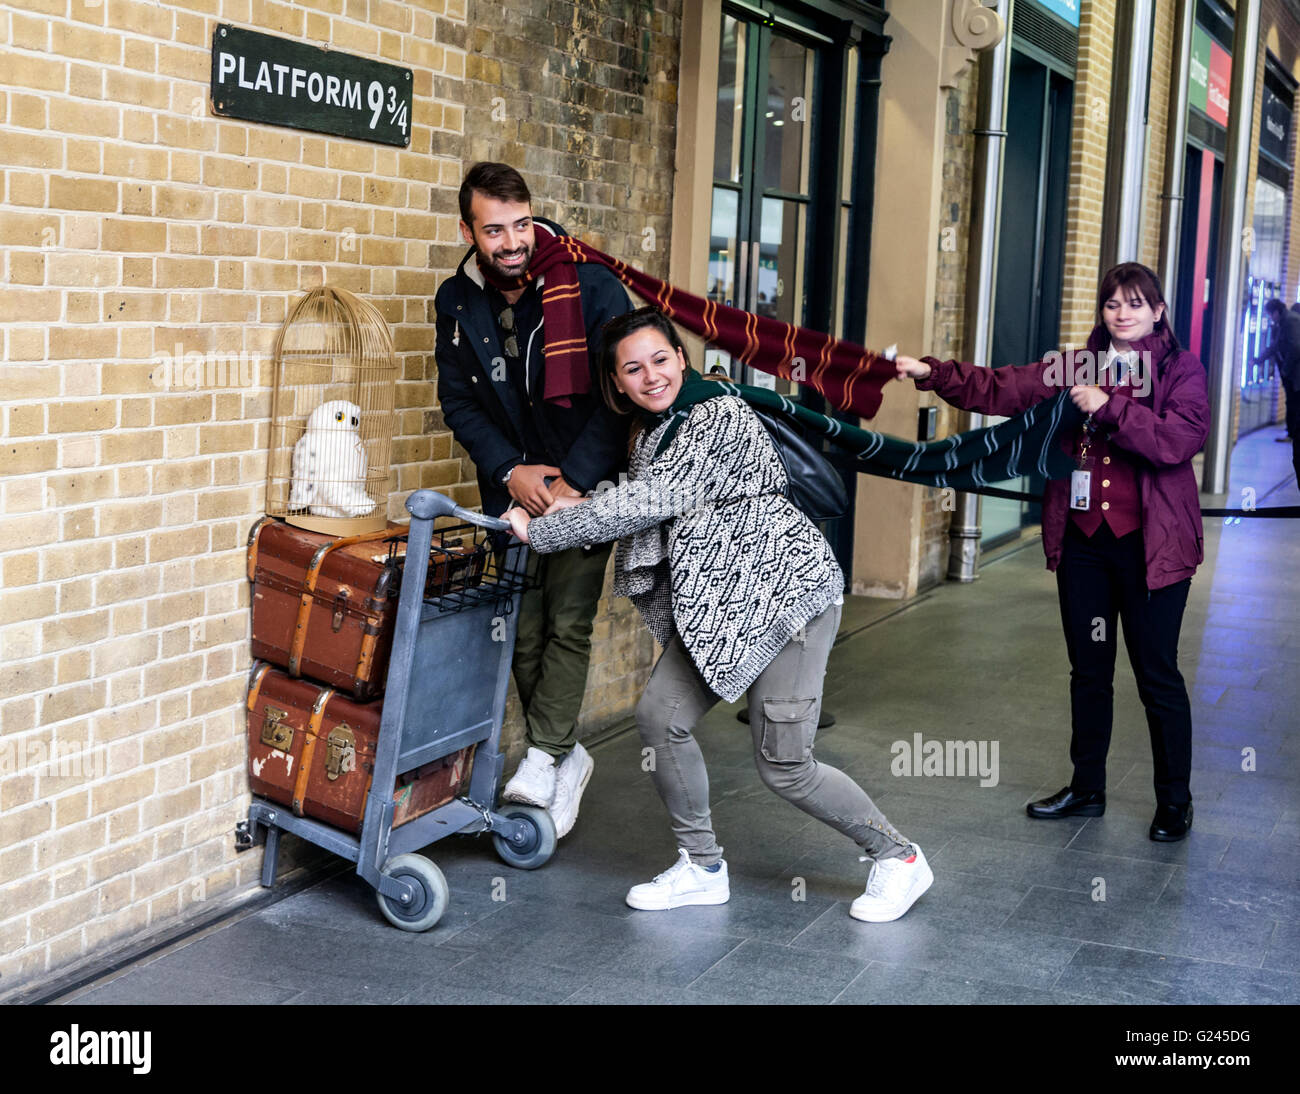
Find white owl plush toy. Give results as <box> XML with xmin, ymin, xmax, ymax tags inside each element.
<box><xmin>288</xmin><ymin>399</ymin><xmax>376</xmax><ymax>518</ymax></box>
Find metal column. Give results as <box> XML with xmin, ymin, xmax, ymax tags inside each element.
<box><xmin>947</xmin><ymin>3</ymin><xmax>1013</xmax><ymax>583</ymax></box>
<box><xmin>1202</xmin><ymin>0</ymin><xmax>1261</xmax><ymax>495</ymax></box>
<box><xmin>1158</xmin><ymin>0</ymin><xmax>1195</xmax><ymax>314</ymax></box>
<box><xmin>1100</xmin><ymin>0</ymin><xmax>1156</xmax><ymax>268</ymax></box>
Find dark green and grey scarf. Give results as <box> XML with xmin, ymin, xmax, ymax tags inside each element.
<box><xmin>651</xmin><ymin>370</ymin><xmax>1082</xmax><ymax>493</ymax></box>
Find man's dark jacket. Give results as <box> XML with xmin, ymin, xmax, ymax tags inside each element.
<box><xmin>435</xmin><ymin>218</ymin><xmax>632</xmax><ymax>516</ymax></box>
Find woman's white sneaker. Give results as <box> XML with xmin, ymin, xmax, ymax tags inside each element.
<box><xmin>625</xmin><ymin>849</ymin><xmax>730</xmax><ymax>910</ymax></box>
<box><xmin>849</xmin><ymin>846</ymin><xmax>933</xmax><ymax>922</ymax></box>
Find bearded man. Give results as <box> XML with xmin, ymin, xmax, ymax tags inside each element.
<box><xmin>435</xmin><ymin>162</ymin><xmax>631</xmax><ymax>838</ymax></box>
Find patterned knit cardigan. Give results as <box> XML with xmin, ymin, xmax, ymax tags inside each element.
<box><xmin>527</xmin><ymin>396</ymin><xmax>844</xmax><ymax>702</ymax></box>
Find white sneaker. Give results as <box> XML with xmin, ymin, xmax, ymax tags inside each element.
<box><xmin>549</xmin><ymin>742</ymin><xmax>594</xmax><ymax>839</ymax></box>
<box><xmin>501</xmin><ymin>747</ymin><xmax>557</xmax><ymax>807</ymax></box>
<box><xmin>625</xmin><ymin>849</ymin><xmax>730</xmax><ymax>911</ymax></box>
<box><xmin>849</xmin><ymin>846</ymin><xmax>933</xmax><ymax>922</ymax></box>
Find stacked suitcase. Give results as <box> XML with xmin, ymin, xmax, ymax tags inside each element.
<box><xmin>245</xmin><ymin>518</ymin><xmax>488</xmax><ymax>833</ymax></box>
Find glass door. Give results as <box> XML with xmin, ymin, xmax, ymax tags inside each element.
<box><xmin>706</xmin><ymin>11</ymin><xmax>817</xmax><ymax>384</ymax></box>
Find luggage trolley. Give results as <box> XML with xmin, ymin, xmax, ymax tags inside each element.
<box><xmin>236</xmin><ymin>489</ymin><xmax>554</xmax><ymax>932</ymax></box>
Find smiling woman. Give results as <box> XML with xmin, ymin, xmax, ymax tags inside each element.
<box><xmin>894</xmin><ymin>262</ymin><xmax>1211</xmax><ymax>842</ymax></box>
<box><xmin>506</xmin><ymin>305</ymin><xmax>935</xmax><ymax>924</ymax></box>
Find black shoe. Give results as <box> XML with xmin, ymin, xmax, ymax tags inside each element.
<box><xmin>1149</xmin><ymin>802</ymin><xmax>1193</xmax><ymax>842</ymax></box>
<box><xmin>736</xmin><ymin>709</ymin><xmax>836</xmax><ymax>728</ymax></box>
<box><xmin>1025</xmin><ymin>786</ymin><xmax>1106</xmax><ymax>819</ymax></box>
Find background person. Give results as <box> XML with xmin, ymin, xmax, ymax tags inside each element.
<box><xmin>506</xmin><ymin>307</ymin><xmax>933</xmax><ymax>921</ymax></box>
<box><xmin>895</xmin><ymin>262</ymin><xmax>1209</xmax><ymax>842</ymax></box>
<box><xmin>1259</xmin><ymin>298</ymin><xmax>1300</xmax><ymax>484</ymax></box>
<box><xmin>435</xmin><ymin>162</ymin><xmax>631</xmax><ymax>838</ymax></box>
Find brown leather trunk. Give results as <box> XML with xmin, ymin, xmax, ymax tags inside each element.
<box><xmin>246</xmin><ymin>663</ymin><xmax>474</xmax><ymax>834</ymax></box>
<box><xmin>247</xmin><ymin>516</ymin><xmax>485</xmax><ymax>700</ymax></box>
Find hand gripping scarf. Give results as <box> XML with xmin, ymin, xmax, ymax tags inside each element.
<box><xmin>483</xmin><ymin>223</ymin><xmax>1080</xmax><ymax>490</ymax></box>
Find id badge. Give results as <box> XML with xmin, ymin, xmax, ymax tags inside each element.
<box><xmin>1070</xmin><ymin>470</ymin><xmax>1091</xmax><ymax>510</ymax></box>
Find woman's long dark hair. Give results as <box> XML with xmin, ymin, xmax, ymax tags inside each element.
<box><xmin>1095</xmin><ymin>262</ymin><xmax>1180</xmax><ymax>352</ymax></box>
<box><xmin>595</xmin><ymin>305</ymin><xmax>692</xmax><ymax>416</ymax></box>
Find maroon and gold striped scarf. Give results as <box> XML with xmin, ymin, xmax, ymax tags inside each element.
<box><xmin>478</xmin><ymin>223</ymin><xmax>895</xmax><ymax>418</ymax></box>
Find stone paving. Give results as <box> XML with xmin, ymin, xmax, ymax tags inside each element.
<box><xmin>62</xmin><ymin>429</ymin><xmax>1300</xmax><ymax>1005</ymax></box>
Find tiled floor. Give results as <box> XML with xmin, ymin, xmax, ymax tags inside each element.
<box><xmin>64</xmin><ymin>430</ymin><xmax>1300</xmax><ymax>1005</ymax></box>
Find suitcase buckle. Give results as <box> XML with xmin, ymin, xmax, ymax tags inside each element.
<box><xmin>260</xmin><ymin>705</ymin><xmax>293</xmax><ymax>751</ymax></box>
<box><xmin>325</xmin><ymin>724</ymin><xmax>357</xmax><ymax>781</ymax></box>
<box><xmin>331</xmin><ymin>591</ymin><xmax>349</xmax><ymax>632</ymax></box>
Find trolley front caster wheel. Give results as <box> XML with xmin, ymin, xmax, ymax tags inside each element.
<box><xmin>492</xmin><ymin>805</ymin><xmax>556</xmax><ymax>870</ymax></box>
<box><xmin>375</xmin><ymin>854</ymin><xmax>448</xmax><ymax>932</ymax></box>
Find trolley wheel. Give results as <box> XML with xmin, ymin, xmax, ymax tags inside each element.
<box><xmin>492</xmin><ymin>805</ymin><xmax>556</xmax><ymax>870</ymax></box>
<box><xmin>375</xmin><ymin>854</ymin><xmax>449</xmax><ymax>932</ymax></box>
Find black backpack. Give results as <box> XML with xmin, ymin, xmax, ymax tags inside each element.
<box><xmin>751</xmin><ymin>406</ymin><xmax>849</xmax><ymax>523</ymax></box>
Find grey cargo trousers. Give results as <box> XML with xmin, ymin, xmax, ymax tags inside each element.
<box><xmin>635</xmin><ymin>603</ymin><xmax>914</xmax><ymax>867</ymax></box>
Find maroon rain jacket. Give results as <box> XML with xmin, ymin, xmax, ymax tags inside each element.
<box><xmin>918</xmin><ymin>325</ymin><xmax>1210</xmax><ymax>591</ymax></box>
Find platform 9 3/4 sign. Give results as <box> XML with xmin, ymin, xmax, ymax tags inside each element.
<box><xmin>211</xmin><ymin>24</ymin><xmax>412</xmax><ymax>148</ymax></box>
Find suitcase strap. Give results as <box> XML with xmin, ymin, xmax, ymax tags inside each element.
<box><xmin>293</xmin><ymin>686</ymin><xmax>336</xmax><ymax>816</ymax></box>
<box><xmin>288</xmin><ymin>528</ymin><xmax>398</xmax><ymax>677</ymax></box>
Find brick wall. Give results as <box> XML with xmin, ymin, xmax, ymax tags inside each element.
<box><xmin>0</xmin><ymin>0</ymin><xmax>675</xmax><ymax>995</ymax></box>
<box><xmin>453</xmin><ymin>0</ymin><xmax>681</xmax><ymax>741</ymax></box>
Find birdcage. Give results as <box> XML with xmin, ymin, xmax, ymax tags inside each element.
<box><xmin>265</xmin><ymin>287</ymin><xmax>398</xmax><ymax>536</ymax></box>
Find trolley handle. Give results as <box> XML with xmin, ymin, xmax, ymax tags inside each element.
<box><xmin>405</xmin><ymin>489</ymin><xmax>512</xmax><ymax>533</ymax></box>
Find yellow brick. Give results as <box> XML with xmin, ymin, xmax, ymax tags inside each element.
<box><xmin>64</xmin><ymin>291</ymin><xmax>101</xmax><ymax>324</ymax></box>
<box><xmin>42</xmin><ymin>541</ymin><xmax>110</xmax><ymax>583</ymax></box>
<box><xmin>45</xmin><ymin>470</ymin><xmax>116</xmax><ymax>507</ymax></box>
<box><xmin>3</xmin><ymin>477</ymin><xmax>44</xmax><ymax>516</ymax></box>
<box><xmin>101</xmin><ymin>218</ymin><xmax>167</xmax><ymax>253</ymax></box>
<box><xmin>156</xmin><ymin>114</ymin><xmax>215</xmax><ymax>152</ymax></box>
<box><xmin>47</xmin><ymin>399</ymin><xmax>117</xmax><ymax>433</ymax></box>
<box><xmin>42</xmin><ymin>610</ymin><xmax>109</xmax><ymax>652</ymax></box>
<box><xmin>110</xmin><ymin>597</ymin><xmax>145</xmax><ymax>633</ymax></box>
<box><xmin>89</xmin><ymin>836</ymin><xmax>154</xmax><ymax>886</ymax></box>
<box><xmin>89</xmin><ymin>767</ymin><xmax>156</xmax><ymax>818</ymax></box>
<box><xmin>101</xmin><ymin>361</ymin><xmax>161</xmax><ymax>395</ymax></box>
<box><xmin>5</xmin><ymin>404</ymin><xmax>46</xmax><ymax>437</ymax></box>
<box><xmin>49</xmin><ymin>98</ymin><xmax>120</xmax><ymax>139</ymax></box>
<box><xmin>60</xmin><ymin>507</ymin><xmax>96</xmax><ymax>541</ymax></box>
<box><xmin>112</xmin><ymin>458</ymin><xmax>146</xmax><ymax>494</ymax></box>
<box><xmin>56</xmin><ymin>648</ymin><xmax>92</xmax><ymax>687</ymax></box>
<box><xmin>0</xmin><ymin>210</ymin><xmax>60</xmax><ymax>248</ymax></box>
<box><xmin>56</xmin><ymin>576</ymin><xmax>95</xmax><ymax>614</ymax></box>
<box><xmin>157</xmin><ymin>257</ymin><xmax>216</xmax><ymax>288</ymax></box>
<box><xmin>29</xmin><ymin>891</ymin><xmax>99</xmax><ymax>946</ymax></box>
<box><xmin>46</xmin><ymin>252</ymin><xmax>119</xmax><ymax>288</ymax></box>
<box><xmin>93</xmin><ymin>568</ymin><xmax>161</xmax><ymax>607</ymax></box>
<box><xmin>0</xmin><ymin>512</ymin><xmax>58</xmax><ymax>551</ymax></box>
<box><xmin>146</xmin><ymin>593</ymin><xmax>205</xmax><ymax>630</ymax></box>
<box><xmin>4</xmin><ymin>53</ymin><xmax>66</xmax><ymax>93</ymax></box>
<box><xmin>9</xmin><ymin>90</ymin><xmax>48</xmax><ymax>129</ymax></box>
<box><xmin>92</xmin><ymin>633</ymin><xmax>159</xmax><ymax>677</ymax></box>
<box><xmin>155</xmin><ymin>186</ymin><xmax>215</xmax><ymax>221</ymax></box>
<box><xmin>98</xmin><ymin>500</ymin><xmax>162</xmax><ymax>536</ymax></box>
<box><xmin>51</xmin><ymin>19</ymin><xmax>122</xmax><ymax>63</ymax></box>
<box><xmin>101</xmin><ymin>430</ymin><xmax>164</xmax><ymax>465</ymax></box>
<box><xmin>67</xmin><ymin>137</ymin><xmax>103</xmax><ymax>173</ymax></box>
<box><xmin>119</xmin><ymin>397</ymin><xmax>151</xmax><ymax>428</ymax></box>
<box><xmin>107</xmin><ymin>671</ymin><xmax>143</xmax><ymax>707</ymax></box>
<box><xmin>48</xmin><ymin>175</ymin><xmax>119</xmax><ymax>214</ymax></box>
<box><xmin>121</xmin><ymin>181</ymin><xmax>152</xmax><ymax>216</ymax></box>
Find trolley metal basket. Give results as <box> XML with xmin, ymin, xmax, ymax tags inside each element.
<box><xmin>236</xmin><ymin>489</ymin><xmax>552</xmax><ymax>931</ymax></box>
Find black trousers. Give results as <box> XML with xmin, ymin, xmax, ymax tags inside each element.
<box><xmin>1286</xmin><ymin>389</ymin><xmax>1300</xmax><ymax>485</ymax></box>
<box><xmin>1055</xmin><ymin>522</ymin><xmax>1193</xmax><ymax>806</ymax></box>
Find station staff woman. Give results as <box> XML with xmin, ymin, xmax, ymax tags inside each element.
<box><xmin>507</xmin><ymin>306</ymin><xmax>933</xmax><ymax>921</ymax></box>
<box><xmin>895</xmin><ymin>262</ymin><xmax>1210</xmax><ymax>841</ymax></box>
